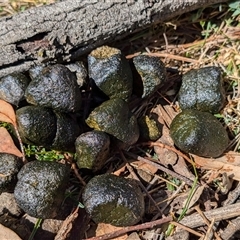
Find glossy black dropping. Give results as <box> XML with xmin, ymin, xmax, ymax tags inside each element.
<box><xmin>82</xmin><ymin>173</ymin><xmax>145</xmax><ymax>226</ymax></box>
<box><xmin>14</xmin><ymin>161</ymin><xmax>70</xmax><ymax>219</ymax></box>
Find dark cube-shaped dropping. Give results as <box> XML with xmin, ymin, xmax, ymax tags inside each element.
<box><xmin>178</xmin><ymin>66</ymin><xmax>226</xmax><ymax>113</ymax></box>
<box><xmin>88</xmin><ymin>46</ymin><xmax>133</xmax><ymax>101</ymax></box>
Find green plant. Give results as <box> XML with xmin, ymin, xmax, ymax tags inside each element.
<box><xmin>165</xmin><ymin>162</ymin><xmax>199</xmax><ymax>236</ymax></box>
<box><xmin>0</xmin><ymin>121</ymin><xmax>12</xmax><ymax>132</ymax></box>
<box><xmin>228</xmin><ymin>0</ymin><xmax>240</xmax><ymax>17</ymax></box>
<box><xmin>28</xmin><ymin>218</ymin><xmax>42</xmax><ymax>240</ymax></box>
<box><xmin>24</xmin><ymin>145</ymin><xmax>65</xmax><ymax>161</ymax></box>
<box><xmin>166</xmin><ymin>176</ymin><xmax>181</xmax><ymax>191</ymax></box>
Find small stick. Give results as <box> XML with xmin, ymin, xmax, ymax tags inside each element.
<box><xmin>71</xmin><ymin>162</ymin><xmax>86</xmax><ymax>186</ymax></box>
<box><xmin>64</xmin><ymin>153</ymin><xmax>86</xmax><ymax>186</ymax></box>
<box><xmin>154</xmin><ymin>174</ymin><xmax>179</xmax><ymax>188</ymax></box>
<box><xmin>194</xmin><ymin>205</ymin><xmax>222</xmax><ymax>240</ymax></box>
<box><xmin>220</xmin><ymin>183</ymin><xmax>240</xmax><ymax>239</ymax></box>
<box><xmin>55</xmin><ymin>207</ymin><xmax>79</xmax><ymax>240</ymax></box>
<box><xmin>83</xmin><ymin>216</ymin><xmax>172</xmax><ymax>240</ymax></box>
<box><xmin>221</xmin><ymin>216</ymin><xmax>240</xmax><ymax>240</ymax></box>
<box><xmin>152</xmin><ymin>181</ymin><xmax>186</xmax><ymax>221</ymax></box>
<box><xmin>147</xmin><ymin>52</ymin><xmax>199</xmax><ymax>63</ymax></box>
<box><xmin>170</xmin><ymin>221</ymin><xmax>203</xmax><ymax>238</ymax></box>
<box><xmin>223</xmin><ymin>181</ymin><xmax>240</xmax><ymax>206</ymax></box>
<box><xmin>180</xmin><ymin>202</ymin><xmax>240</xmax><ymax>229</ymax></box>
<box><xmin>142</xmin><ymin>141</ymin><xmax>195</xmax><ymax>166</ymax></box>
<box><xmin>120</xmin><ymin>151</ymin><xmax>164</xmax><ymax>217</ymax></box>
<box><xmin>125</xmin><ymin>151</ymin><xmax>196</xmax><ymax>186</ymax></box>
<box><xmin>204</xmin><ymin>218</ymin><xmax>218</xmax><ymax>240</ymax></box>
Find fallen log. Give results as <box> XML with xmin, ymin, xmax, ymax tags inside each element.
<box><xmin>0</xmin><ymin>0</ymin><xmax>228</xmax><ymax>77</ymax></box>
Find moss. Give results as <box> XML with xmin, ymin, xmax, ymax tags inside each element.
<box><xmin>138</xmin><ymin>115</ymin><xmax>161</xmax><ymax>141</ymax></box>
<box><xmin>90</xmin><ymin>46</ymin><xmax>119</xmax><ymax>58</ymax></box>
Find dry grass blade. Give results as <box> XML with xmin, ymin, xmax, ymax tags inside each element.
<box><xmin>193</xmin><ymin>152</ymin><xmax>240</xmax><ymax>181</ymax></box>
<box><xmin>195</xmin><ymin>205</ymin><xmax>221</xmax><ymax>240</ymax></box>
<box><xmin>170</xmin><ymin>221</ymin><xmax>203</xmax><ymax>238</ymax></box>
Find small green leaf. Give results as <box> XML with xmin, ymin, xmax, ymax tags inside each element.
<box><xmin>214</xmin><ymin>113</ymin><xmax>224</xmax><ymax>118</ymax></box>
<box><xmin>229</xmin><ymin>0</ymin><xmax>240</xmax><ymax>10</ymax></box>
<box><xmin>78</xmin><ymin>202</ymin><xmax>85</xmax><ymax>208</ymax></box>
<box><xmin>232</xmin><ymin>8</ymin><xmax>240</xmax><ymax>17</ymax></box>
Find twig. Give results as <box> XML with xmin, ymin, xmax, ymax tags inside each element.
<box><xmin>195</xmin><ymin>205</ymin><xmax>221</xmax><ymax>240</ymax></box>
<box><xmin>120</xmin><ymin>151</ymin><xmax>164</xmax><ymax>217</ymax></box>
<box><xmin>179</xmin><ymin>202</ymin><xmax>240</xmax><ymax>229</ymax></box>
<box><xmin>204</xmin><ymin>218</ymin><xmax>218</xmax><ymax>240</ymax></box>
<box><xmin>147</xmin><ymin>52</ymin><xmax>199</xmax><ymax>63</ymax></box>
<box><xmin>220</xmin><ymin>182</ymin><xmax>240</xmax><ymax>239</ymax></box>
<box><xmin>55</xmin><ymin>207</ymin><xmax>79</xmax><ymax>240</ymax></box>
<box><xmin>223</xmin><ymin>181</ymin><xmax>240</xmax><ymax>206</ymax></box>
<box><xmin>64</xmin><ymin>153</ymin><xmax>86</xmax><ymax>186</ymax></box>
<box><xmin>221</xmin><ymin>216</ymin><xmax>240</xmax><ymax>240</ymax></box>
<box><xmin>154</xmin><ymin>174</ymin><xmax>179</xmax><ymax>189</ymax></box>
<box><xmin>83</xmin><ymin>216</ymin><xmax>172</xmax><ymax>240</ymax></box>
<box><xmin>125</xmin><ymin>151</ymin><xmax>196</xmax><ymax>187</ymax></box>
<box><xmin>170</xmin><ymin>221</ymin><xmax>203</xmax><ymax>238</ymax></box>
<box><xmin>152</xmin><ymin>181</ymin><xmax>186</xmax><ymax>221</ymax></box>
<box><xmin>142</xmin><ymin>141</ymin><xmax>195</xmax><ymax>166</ymax></box>
<box><xmin>71</xmin><ymin>162</ymin><xmax>86</xmax><ymax>186</ymax></box>
<box><xmin>14</xmin><ymin>125</ymin><xmax>27</xmax><ymax>164</ymax></box>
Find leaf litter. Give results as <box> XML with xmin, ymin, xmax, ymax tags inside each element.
<box><xmin>83</xmin><ymin>3</ymin><xmax>240</xmax><ymax>239</ymax></box>
<box><xmin>0</xmin><ymin>99</ymin><xmax>16</xmax><ymax>126</ymax></box>
<box><xmin>0</xmin><ymin>127</ymin><xmax>22</xmax><ymax>158</ymax></box>
<box><xmin>0</xmin><ymin>99</ymin><xmax>25</xmax><ymax>162</ymax></box>
<box><xmin>0</xmin><ymin>2</ymin><xmax>240</xmax><ymax>240</ymax></box>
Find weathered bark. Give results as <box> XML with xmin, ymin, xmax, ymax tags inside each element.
<box><xmin>0</xmin><ymin>0</ymin><xmax>228</xmax><ymax>77</ymax></box>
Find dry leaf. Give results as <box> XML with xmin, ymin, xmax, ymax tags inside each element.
<box><xmin>0</xmin><ymin>224</ymin><xmax>22</xmax><ymax>240</ymax></box>
<box><xmin>96</xmin><ymin>223</ymin><xmax>127</xmax><ymax>240</ymax></box>
<box><xmin>0</xmin><ymin>127</ymin><xmax>22</xmax><ymax>157</ymax></box>
<box><xmin>184</xmin><ymin>186</ymin><xmax>205</xmax><ymax>209</ymax></box>
<box><xmin>152</xmin><ymin>104</ymin><xmax>195</xmax><ymax>181</ymax></box>
<box><xmin>130</xmin><ymin>160</ymin><xmax>158</xmax><ymax>175</ymax></box>
<box><xmin>114</xmin><ymin>160</ymin><xmax>158</xmax><ymax>177</ymax></box>
<box><xmin>193</xmin><ymin>151</ymin><xmax>240</xmax><ymax>181</ymax></box>
<box><xmin>114</xmin><ymin>164</ymin><xmax>127</xmax><ymax>176</ymax></box>
<box><xmin>0</xmin><ymin>113</ymin><xmax>14</xmax><ymax>125</ymax></box>
<box><xmin>0</xmin><ymin>99</ymin><xmax>16</xmax><ymax>126</ymax></box>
